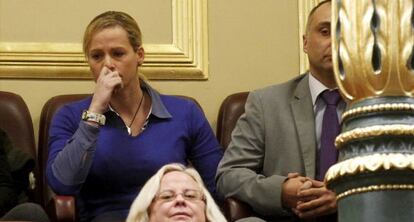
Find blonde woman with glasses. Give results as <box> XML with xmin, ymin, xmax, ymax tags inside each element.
<box><xmin>127</xmin><ymin>164</ymin><xmax>226</xmax><ymax>222</ymax></box>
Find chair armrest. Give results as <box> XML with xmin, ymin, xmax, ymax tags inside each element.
<box><xmin>224</xmin><ymin>197</ymin><xmax>254</xmax><ymax>222</ymax></box>
<box><xmin>47</xmin><ymin>195</ymin><xmax>76</xmax><ymax>222</ymax></box>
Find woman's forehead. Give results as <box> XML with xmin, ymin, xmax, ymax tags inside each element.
<box><xmin>160</xmin><ymin>171</ymin><xmax>199</xmax><ymax>189</ymax></box>
<box><xmin>88</xmin><ymin>27</ymin><xmax>130</xmax><ymax>49</ymax></box>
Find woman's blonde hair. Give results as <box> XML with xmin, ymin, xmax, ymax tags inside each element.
<box><xmin>83</xmin><ymin>11</ymin><xmax>142</xmax><ymax>57</ymax></box>
<box><xmin>126</xmin><ymin>163</ymin><xmax>227</xmax><ymax>222</ymax></box>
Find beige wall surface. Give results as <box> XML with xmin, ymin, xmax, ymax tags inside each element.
<box><xmin>0</xmin><ymin>0</ymin><xmax>171</xmax><ymax>43</ymax></box>
<box><xmin>0</xmin><ymin>0</ymin><xmax>300</xmax><ymax>141</ymax></box>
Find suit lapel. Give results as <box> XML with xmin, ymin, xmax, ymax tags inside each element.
<box><xmin>290</xmin><ymin>74</ymin><xmax>317</xmax><ymax>178</ymax></box>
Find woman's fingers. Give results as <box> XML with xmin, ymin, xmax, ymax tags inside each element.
<box><xmin>90</xmin><ymin>68</ymin><xmax>123</xmax><ymax>113</ymax></box>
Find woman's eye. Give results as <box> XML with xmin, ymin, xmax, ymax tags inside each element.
<box><xmin>159</xmin><ymin>193</ymin><xmax>174</xmax><ymax>200</ymax></box>
<box><xmin>184</xmin><ymin>190</ymin><xmax>199</xmax><ymax>199</ymax></box>
<box><xmin>90</xmin><ymin>54</ymin><xmax>102</xmax><ymax>61</ymax></box>
<box><xmin>113</xmin><ymin>51</ymin><xmax>125</xmax><ymax>57</ymax></box>
<box><xmin>184</xmin><ymin>193</ymin><xmax>196</xmax><ymax>199</ymax></box>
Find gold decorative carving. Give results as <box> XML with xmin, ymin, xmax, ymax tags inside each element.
<box><xmin>0</xmin><ymin>0</ymin><xmax>208</xmax><ymax>80</ymax></box>
<box><xmin>337</xmin><ymin>184</ymin><xmax>414</xmax><ymax>200</ymax></box>
<box><xmin>342</xmin><ymin>103</ymin><xmax>414</xmax><ymax>121</ymax></box>
<box><xmin>332</xmin><ymin>0</ymin><xmax>414</xmax><ymax>103</ymax></box>
<box><xmin>325</xmin><ymin>153</ymin><xmax>414</xmax><ymax>183</ymax></box>
<box><xmin>335</xmin><ymin>125</ymin><xmax>414</xmax><ymax>148</ymax></box>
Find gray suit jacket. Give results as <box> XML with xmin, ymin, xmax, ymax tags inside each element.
<box><xmin>216</xmin><ymin>74</ymin><xmax>317</xmax><ymax>220</ymax></box>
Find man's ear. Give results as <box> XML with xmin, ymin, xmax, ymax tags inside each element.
<box><xmin>137</xmin><ymin>47</ymin><xmax>145</xmax><ymax>66</ymax></box>
<box><xmin>302</xmin><ymin>34</ymin><xmax>308</xmax><ymax>54</ymax></box>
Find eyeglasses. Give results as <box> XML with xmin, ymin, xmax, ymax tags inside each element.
<box><xmin>155</xmin><ymin>189</ymin><xmax>205</xmax><ymax>202</ymax></box>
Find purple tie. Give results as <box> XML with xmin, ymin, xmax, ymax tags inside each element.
<box><xmin>317</xmin><ymin>89</ymin><xmax>341</xmax><ymax>181</ymax></box>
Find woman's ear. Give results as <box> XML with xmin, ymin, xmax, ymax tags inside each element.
<box><xmin>137</xmin><ymin>47</ymin><xmax>145</xmax><ymax>66</ymax></box>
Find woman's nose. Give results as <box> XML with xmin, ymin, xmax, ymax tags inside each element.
<box><xmin>104</xmin><ymin>56</ymin><xmax>115</xmax><ymax>71</ymax></box>
<box><xmin>176</xmin><ymin>194</ymin><xmax>186</xmax><ymax>201</ymax></box>
<box><xmin>174</xmin><ymin>194</ymin><xmax>187</xmax><ymax>205</ymax></box>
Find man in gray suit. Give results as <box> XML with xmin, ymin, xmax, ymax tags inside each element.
<box><xmin>216</xmin><ymin>1</ymin><xmax>344</xmax><ymax>221</ymax></box>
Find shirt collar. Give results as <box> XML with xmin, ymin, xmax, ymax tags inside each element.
<box><xmin>108</xmin><ymin>80</ymin><xmax>172</xmax><ymax>119</ymax></box>
<box><xmin>308</xmin><ymin>72</ymin><xmax>337</xmax><ymax>106</ymax></box>
<box><xmin>141</xmin><ymin>80</ymin><xmax>172</xmax><ymax>119</ymax></box>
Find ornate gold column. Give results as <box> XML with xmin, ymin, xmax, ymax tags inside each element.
<box><xmin>327</xmin><ymin>0</ymin><xmax>414</xmax><ymax>221</ymax></box>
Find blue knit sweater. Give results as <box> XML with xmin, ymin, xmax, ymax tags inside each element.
<box><xmin>46</xmin><ymin>84</ymin><xmax>223</xmax><ymax>221</ymax></box>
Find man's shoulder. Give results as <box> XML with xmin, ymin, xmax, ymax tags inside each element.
<box><xmin>252</xmin><ymin>73</ymin><xmax>308</xmax><ymax>99</ymax></box>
